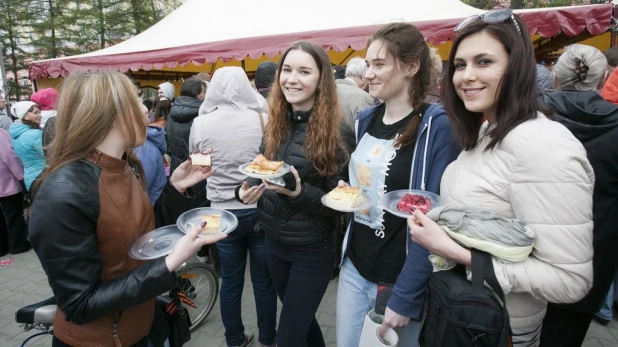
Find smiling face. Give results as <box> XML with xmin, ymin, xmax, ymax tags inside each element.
<box><xmin>364</xmin><ymin>40</ymin><xmax>413</xmax><ymax>103</ymax></box>
<box><xmin>24</xmin><ymin>106</ymin><xmax>42</xmax><ymax>125</ymax></box>
<box><xmin>452</xmin><ymin>31</ymin><xmax>509</xmax><ymax>123</ymax></box>
<box><xmin>279</xmin><ymin>49</ymin><xmax>320</xmax><ymax>111</ymax></box>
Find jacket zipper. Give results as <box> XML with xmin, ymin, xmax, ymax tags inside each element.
<box><xmin>274</xmin><ymin>123</ymin><xmax>296</xmax><ymax>243</ymax></box>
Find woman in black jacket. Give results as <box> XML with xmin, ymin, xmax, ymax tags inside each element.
<box><xmin>29</xmin><ymin>71</ymin><xmax>226</xmax><ymax>347</ymax></box>
<box><xmin>237</xmin><ymin>41</ymin><xmax>354</xmax><ymax>347</ymax></box>
<box><xmin>539</xmin><ymin>44</ymin><xmax>618</xmax><ymax>346</ymax></box>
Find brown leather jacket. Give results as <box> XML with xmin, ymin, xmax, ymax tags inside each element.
<box><xmin>30</xmin><ymin>150</ymin><xmax>180</xmax><ymax>346</ymax></box>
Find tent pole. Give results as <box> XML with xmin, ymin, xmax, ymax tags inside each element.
<box><xmin>612</xmin><ymin>5</ymin><xmax>617</xmax><ymax>48</ymax></box>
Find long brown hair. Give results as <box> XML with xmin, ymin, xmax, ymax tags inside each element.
<box><xmin>265</xmin><ymin>41</ymin><xmax>348</xmax><ymax>177</ymax></box>
<box><xmin>369</xmin><ymin>23</ymin><xmax>432</xmax><ymax>148</ymax></box>
<box><xmin>34</xmin><ymin>71</ymin><xmax>148</xmax><ymax>196</ymax></box>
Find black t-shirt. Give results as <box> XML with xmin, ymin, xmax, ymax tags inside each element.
<box><xmin>348</xmin><ymin>103</ymin><xmax>429</xmax><ymax>284</ymax></box>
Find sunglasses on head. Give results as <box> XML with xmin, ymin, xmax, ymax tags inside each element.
<box><xmin>454</xmin><ymin>8</ymin><xmax>522</xmax><ymax>35</ymax></box>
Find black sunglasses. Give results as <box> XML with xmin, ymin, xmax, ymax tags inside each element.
<box><xmin>454</xmin><ymin>8</ymin><xmax>522</xmax><ymax>35</ymax></box>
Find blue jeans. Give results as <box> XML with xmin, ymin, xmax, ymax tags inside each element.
<box><xmin>596</xmin><ymin>271</ymin><xmax>618</xmax><ymax>320</ymax></box>
<box><xmin>216</xmin><ymin>209</ymin><xmax>277</xmax><ymax>346</ymax></box>
<box><xmin>336</xmin><ymin>258</ymin><xmax>422</xmax><ymax>347</ymax></box>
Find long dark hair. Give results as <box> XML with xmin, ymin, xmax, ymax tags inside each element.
<box><xmin>444</xmin><ymin>15</ymin><xmax>542</xmax><ymax>151</ymax></box>
<box><xmin>368</xmin><ymin>23</ymin><xmax>432</xmax><ymax>148</ymax></box>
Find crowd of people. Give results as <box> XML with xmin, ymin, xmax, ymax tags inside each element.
<box><xmin>0</xmin><ymin>8</ymin><xmax>617</xmax><ymax>347</ymax></box>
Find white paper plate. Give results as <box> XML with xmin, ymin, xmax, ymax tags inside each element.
<box><xmin>129</xmin><ymin>225</ymin><xmax>184</xmax><ymax>260</ymax></box>
<box><xmin>238</xmin><ymin>162</ymin><xmax>290</xmax><ymax>179</ymax></box>
<box><xmin>321</xmin><ymin>194</ymin><xmax>375</xmax><ymax>212</ymax></box>
<box><xmin>377</xmin><ymin>190</ymin><xmax>444</xmax><ymax>219</ymax></box>
<box><xmin>176</xmin><ymin>207</ymin><xmax>239</xmax><ymax>236</ymax></box>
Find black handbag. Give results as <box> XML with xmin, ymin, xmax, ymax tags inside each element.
<box><xmin>156</xmin><ymin>289</ymin><xmax>192</xmax><ymax>347</ymax></box>
<box><xmin>20</xmin><ymin>180</ymin><xmax>31</xmax><ymax>208</ymax></box>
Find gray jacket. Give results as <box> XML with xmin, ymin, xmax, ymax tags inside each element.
<box><xmin>0</xmin><ymin>114</ymin><xmax>13</xmax><ymax>132</ymax></box>
<box><xmin>336</xmin><ymin>79</ymin><xmax>374</xmax><ymax>129</ymax></box>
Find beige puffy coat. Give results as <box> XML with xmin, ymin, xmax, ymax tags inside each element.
<box><xmin>440</xmin><ymin>114</ymin><xmax>594</xmax><ymax>346</ymax></box>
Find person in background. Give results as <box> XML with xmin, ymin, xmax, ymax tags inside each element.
<box><xmin>409</xmin><ymin>11</ymin><xmax>594</xmax><ymax>347</ymax></box>
<box><xmin>603</xmin><ymin>46</ymin><xmax>618</xmax><ymax>75</ymax></box>
<box><xmin>255</xmin><ymin>61</ymin><xmax>278</xmax><ymax>99</ymax></box>
<box><xmin>538</xmin><ymin>44</ymin><xmax>618</xmax><ymax>346</ymax></box>
<box><xmin>237</xmin><ymin>41</ymin><xmax>354</xmax><ymax>347</ymax></box>
<box><xmin>190</xmin><ymin>66</ymin><xmax>277</xmax><ymax>347</ymax></box>
<box><xmin>143</xmin><ymin>99</ymin><xmax>155</xmax><ymax>123</ymax></box>
<box><xmin>0</xmin><ymin>92</ymin><xmax>12</xmax><ymax>131</ymax></box>
<box><xmin>336</xmin><ymin>57</ymin><xmax>374</xmax><ymax>129</ymax></box>
<box><xmin>195</xmin><ymin>72</ymin><xmax>212</xmax><ymax>83</ymax></box>
<box><xmin>9</xmin><ymin>101</ymin><xmax>45</xmax><ymax>191</ymax></box>
<box><xmin>29</xmin><ymin>71</ymin><xmax>226</xmax><ymax>347</ymax></box>
<box><xmin>333</xmin><ymin>65</ymin><xmax>346</xmax><ymax>80</ymax></box>
<box><xmin>152</xmin><ymin>97</ymin><xmax>171</xmax><ymax>129</ymax></box>
<box><xmin>536</xmin><ymin>63</ymin><xmax>554</xmax><ymax>96</ymax></box>
<box><xmin>424</xmin><ymin>48</ymin><xmax>443</xmax><ymax>104</ymax></box>
<box><xmin>131</xmin><ymin>78</ymin><xmax>143</xmax><ymax>100</ymax></box>
<box><xmin>134</xmin><ymin>104</ymin><xmax>168</xmax><ymax>205</ymax></box>
<box><xmin>336</xmin><ymin>23</ymin><xmax>459</xmax><ymax>347</ymax></box>
<box><xmin>0</xmin><ymin>128</ymin><xmax>30</xmax><ymax>256</ymax></box>
<box><xmin>31</xmin><ymin>88</ymin><xmax>58</xmax><ymax>130</ymax></box>
<box><xmin>158</xmin><ymin>81</ymin><xmax>176</xmax><ymax>101</ymax></box>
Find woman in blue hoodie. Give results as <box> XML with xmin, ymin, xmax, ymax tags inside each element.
<box><xmin>134</xmin><ymin>104</ymin><xmax>168</xmax><ymax>205</ymax></box>
<box><xmin>336</xmin><ymin>23</ymin><xmax>459</xmax><ymax>347</ymax></box>
<box><xmin>9</xmin><ymin>101</ymin><xmax>45</xmax><ymax>191</ymax></box>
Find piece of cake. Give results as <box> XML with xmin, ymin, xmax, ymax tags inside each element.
<box><xmin>326</xmin><ymin>186</ymin><xmax>364</xmax><ymax>209</ymax></box>
<box><xmin>245</xmin><ymin>154</ymin><xmax>284</xmax><ymax>175</ymax></box>
<box><xmin>191</xmin><ymin>153</ymin><xmax>212</xmax><ymax>166</ymax></box>
<box><xmin>200</xmin><ymin>214</ymin><xmax>221</xmax><ymax>234</ymax></box>
<box><xmin>396</xmin><ymin>194</ymin><xmax>432</xmax><ymax>214</ymax></box>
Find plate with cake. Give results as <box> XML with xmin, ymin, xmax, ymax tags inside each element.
<box><xmin>176</xmin><ymin>207</ymin><xmax>239</xmax><ymax>236</ymax></box>
<box><xmin>321</xmin><ymin>186</ymin><xmax>374</xmax><ymax>212</ymax></box>
<box><xmin>378</xmin><ymin>189</ymin><xmax>444</xmax><ymax>219</ymax></box>
<box><xmin>239</xmin><ymin>154</ymin><xmax>290</xmax><ymax>179</ymax></box>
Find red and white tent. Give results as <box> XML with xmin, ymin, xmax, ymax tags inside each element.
<box><xmin>29</xmin><ymin>0</ymin><xmax>614</xmax><ymax>80</ymax></box>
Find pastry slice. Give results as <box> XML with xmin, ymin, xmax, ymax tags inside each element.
<box><xmin>327</xmin><ymin>186</ymin><xmax>364</xmax><ymax>208</ymax></box>
<box><xmin>191</xmin><ymin>153</ymin><xmax>212</xmax><ymax>166</ymax></box>
<box><xmin>200</xmin><ymin>214</ymin><xmax>221</xmax><ymax>234</ymax></box>
<box><xmin>245</xmin><ymin>154</ymin><xmax>284</xmax><ymax>175</ymax></box>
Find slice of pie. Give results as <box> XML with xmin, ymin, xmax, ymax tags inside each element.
<box><xmin>326</xmin><ymin>186</ymin><xmax>364</xmax><ymax>209</ymax></box>
<box><xmin>191</xmin><ymin>153</ymin><xmax>212</xmax><ymax>166</ymax></box>
<box><xmin>200</xmin><ymin>214</ymin><xmax>221</xmax><ymax>234</ymax></box>
<box><xmin>245</xmin><ymin>154</ymin><xmax>284</xmax><ymax>175</ymax></box>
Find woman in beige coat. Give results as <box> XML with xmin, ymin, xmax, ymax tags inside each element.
<box><xmin>408</xmin><ymin>10</ymin><xmax>594</xmax><ymax>347</ymax></box>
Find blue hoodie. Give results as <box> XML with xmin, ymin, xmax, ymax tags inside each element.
<box><xmin>342</xmin><ymin>102</ymin><xmax>460</xmax><ymax>319</ymax></box>
<box><xmin>9</xmin><ymin>122</ymin><xmax>44</xmax><ymax>190</ymax></box>
<box><xmin>133</xmin><ymin>126</ymin><xmax>167</xmax><ymax>205</ymax></box>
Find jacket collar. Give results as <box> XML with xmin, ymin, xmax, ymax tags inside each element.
<box><xmin>288</xmin><ymin>108</ymin><xmax>312</xmax><ymax>124</ymax></box>
<box><xmin>86</xmin><ymin>149</ymin><xmax>127</xmax><ymax>173</ymax></box>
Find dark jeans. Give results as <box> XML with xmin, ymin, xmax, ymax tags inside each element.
<box><xmin>266</xmin><ymin>235</ymin><xmax>335</xmax><ymax>347</ymax></box>
<box><xmin>216</xmin><ymin>209</ymin><xmax>277</xmax><ymax>346</ymax></box>
<box><xmin>0</xmin><ymin>192</ymin><xmax>29</xmax><ymax>255</ymax></box>
<box><xmin>539</xmin><ymin>304</ymin><xmax>594</xmax><ymax>347</ymax></box>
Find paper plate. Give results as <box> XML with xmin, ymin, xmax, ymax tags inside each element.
<box><xmin>378</xmin><ymin>190</ymin><xmax>444</xmax><ymax>219</ymax></box>
<box><xmin>321</xmin><ymin>194</ymin><xmax>375</xmax><ymax>213</ymax></box>
<box><xmin>238</xmin><ymin>162</ymin><xmax>290</xmax><ymax>179</ymax></box>
<box><xmin>176</xmin><ymin>207</ymin><xmax>239</xmax><ymax>236</ymax></box>
<box><xmin>129</xmin><ymin>225</ymin><xmax>184</xmax><ymax>260</ymax></box>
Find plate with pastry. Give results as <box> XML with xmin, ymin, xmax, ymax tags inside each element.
<box><xmin>129</xmin><ymin>225</ymin><xmax>185</xmax><ymax>260</ymax></box>
<box><xmin>321</xmin><ymin>185</ymin><xmax>374</xmax><ymax>212</ymax></box>
<box><xmin>239</xmin><ymin>154</ymin><xmax>290</xmax><ymax>179</ymax></box>
<box><xmin>378</xmin><ymin>189</ymin><xmax>444</xmax><ymax>219</ymax></box>
<box><xmin>176</xmin><ymin>207</ymin><xmax>239</xmax><ymax>236</ymax></box>
<box><xmin>190</xmin><ymin>152</ymin><xmax>212</xmax><ymax>166</ymax></box>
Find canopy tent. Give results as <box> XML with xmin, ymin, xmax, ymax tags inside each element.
<box><xmin>29</xmin><ymin>0</ymin><xmax>614</xmax><ymax>87</ymax></box>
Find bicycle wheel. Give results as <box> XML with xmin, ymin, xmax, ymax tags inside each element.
<box><xmin>172</xmin><ymin>261</ymin><xmax>219</xmax><ymax>331</ymax></box>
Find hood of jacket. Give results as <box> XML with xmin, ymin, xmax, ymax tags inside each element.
<box><xmin>169</xmin><ymin>96</ymin><xmax>202</xmax><ymax>123</ymax></box>
<box><xmin>198</xmin><ymin>67</ymin><xmax>262</xmax><ymax>115</ymax></box>
<box><xmin>146</xmin><ymin>126</ymin><xmax>167</xmax><ymax>154</ymax></box>
<box><xmin>541</xmin><ymin>90</ymin><xmax>618</xmax><ymax>142</ymax></box>
<box><xmin>9</xmin><ymin>122</ymin><xmax>31</xmax><ymax>139</ymax></box>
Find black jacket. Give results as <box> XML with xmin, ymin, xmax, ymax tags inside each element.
<box><xmin>166</xmin><ymin>96</ymin><xmax>202</xmax><ymax>173</ymax></box>
<box><xmin>246</xmin><ymin>110</ymin><xmax>355</xmax><ymax>245</ymax></box>
<box><xmin>541</xmin><ymin>90</ymin><xmax>618</xmax><ymax>314</ymax></box>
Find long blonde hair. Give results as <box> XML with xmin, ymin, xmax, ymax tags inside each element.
<box><xmin>34</xmin><ymin>71</ymin><xmax>148</xmax><ymax>195</ymax></box>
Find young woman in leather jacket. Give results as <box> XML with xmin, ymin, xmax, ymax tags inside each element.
<box><xmin>237</xmin><ymin>41</ymin><xmax>354</xmax><ymax>347</ymax></box>
<box><xmin>29</xmin><ymin>71</ymin><xmax>226</xmax><ymax>347</ymax></box>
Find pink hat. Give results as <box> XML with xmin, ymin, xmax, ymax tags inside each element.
<box><xmin>30</xmin><ymin>88</ymin><xmax>58</xmax><ymax>111</ymax></box>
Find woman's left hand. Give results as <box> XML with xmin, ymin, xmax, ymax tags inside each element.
<box><xmin>170</xmin><ymin>149</ymin><xmax>214</xmax><ymax>194</ymax></box>
<box><xmin>263</xmin><ymin>166</ymin><xmax>302</xmax><ymax>197</ymax></box>
<box><xmin>408</xmin><ymin>209</ymin><xmax>471</xmax><ymax>265</ymax></box>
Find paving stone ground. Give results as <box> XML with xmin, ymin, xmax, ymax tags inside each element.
<box><xmin>1</xmin><ymin>249</ymin><xmax>617</xmax><ymax>347</ymax></box>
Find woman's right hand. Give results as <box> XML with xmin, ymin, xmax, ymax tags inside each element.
<box><xmin>239</xmin><ymin>181</ymin><xmax>265</xmax><ymax>204</ymax></box>
<box><xmin>165</xmin><ymin>221</ymin><xmax>227</xmax><ymax>272</ymax></box>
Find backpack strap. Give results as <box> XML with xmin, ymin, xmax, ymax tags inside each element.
<box><xmin>471</xmin><ymin>249</ymin><xmax>512</xmax><ymax>347</ymax></box>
